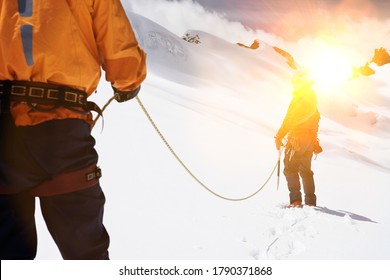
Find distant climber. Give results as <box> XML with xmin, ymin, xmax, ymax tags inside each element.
<box><xmin>274</xmin><ymin>70</ymin><xmax>322</xmax><ymax>208</ymax></box>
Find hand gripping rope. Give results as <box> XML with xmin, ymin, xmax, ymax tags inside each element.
<box><xmin>93</xmin><ymin>95</ymin><xmax>282</xmax><ymax>201</ymax></box>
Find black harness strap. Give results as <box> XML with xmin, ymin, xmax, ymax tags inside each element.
<box><xmin>0</xmin><ymin>80</ymin><xmax>101</xmax><ymax>116</ymax></box>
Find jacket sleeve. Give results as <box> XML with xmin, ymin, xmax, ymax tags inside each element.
<box><xmin>92</xmin><ymin>0</ymin><xmax>147</xmax><ymax>92</ymax></box>
<box><xmin>276</xmin><ymin>98</ymin><xmax>298</xmax><ymax>139</ymax></box>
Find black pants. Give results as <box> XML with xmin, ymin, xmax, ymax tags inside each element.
<box><xmin>0</xmin><ymin>115</ymin><xmax>109</xmax><ymax>259</ymax></box>
<box><xmin>0</xmin><ymin>185</ymin><xmax>109</xmax><ymax>260</ymax></box>
<box><xmin>284</xmin><ymin>137</ymin><xmax>317</xmax><ymax>205</ymax></box>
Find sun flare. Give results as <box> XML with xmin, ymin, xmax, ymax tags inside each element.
<box><xmin>301</xmin><ymin>42</ymin><xmax>358</xmax><ymax>94</ymax></box>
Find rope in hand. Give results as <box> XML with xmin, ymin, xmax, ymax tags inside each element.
<box><xmin>92</xmin><ymin>94</ymin><xmax>281</xmax><ymax>201</ymax></box>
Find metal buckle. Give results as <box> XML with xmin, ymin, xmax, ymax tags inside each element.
<box><xmin>64</xmin><ymin>91</ymin><xmax>78</xmax><ymax>103</ymax></box>
<box><xmin>29</xmin><ymin>87</ymin><xmax>45</xmax><ymax>98</ymax></box>
<box><xmin>11</xmin><ymin>85</ymin><xmax>27</xmax><ymax>96</ymax></box>
<box><xmin>86</xmin><ymin>167</ymin><xmax>102</xmax><ymax>181</ymax></box>
<box><xmin>47</xmin><ymin>89</ymin><xmax>60</xmax><ymax>100</ymax></box>
<box><xmin>78</xmin><ymin>95</ymin><xmax>86</xmax><ymax>105</ymax></box>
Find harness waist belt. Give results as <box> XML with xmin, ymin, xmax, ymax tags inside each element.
<box><xmin>0</xmin><ymin>80</ymin><xmax>102</xmax><ymax>114</ymax></box>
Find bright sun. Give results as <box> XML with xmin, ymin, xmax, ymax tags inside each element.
<box><xmin>302</xmin><ymin>41</ymin><xmax>358</xmax><ymax>94</ymax></box>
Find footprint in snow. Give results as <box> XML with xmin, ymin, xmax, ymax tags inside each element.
<box><xmin>255</xmin><ymin>206</ymin><xmax>320</xmax><ymax>259</ymax></box>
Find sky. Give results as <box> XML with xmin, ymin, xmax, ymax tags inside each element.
<box><xmin>126</xmin><ymin>0</ymin><xmax>390</xmax><ymax>81</ymax></box>
<box><xmin>126</xmin><ymin>0</ymin><xmax>390</xmax><ymax>43</ymax></box>
<box><xmin>192</xmin><ymin>0</ymin><xmax>390</xmax><ymax>40</ymax></box>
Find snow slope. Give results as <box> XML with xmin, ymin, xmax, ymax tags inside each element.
<box><xmin>35</xmin><ymin>12</ymin><xmax>390</xmax><ymax>260</ymax></box>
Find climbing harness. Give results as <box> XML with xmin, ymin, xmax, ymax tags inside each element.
<box><xmin>94</xmin><ymin>94</ymin><xmax>281</xmax><ymax>201</ymax></box>
<box><xmin>0</xmin><ymin>80</ymin><xmax>102</xmax><ymax>115</ymax></box>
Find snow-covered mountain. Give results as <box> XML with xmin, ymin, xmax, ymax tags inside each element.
<box><xmin>35</xmin><ymin>11</ymin><xmax>390</xmax><ymax>260</ymax></box>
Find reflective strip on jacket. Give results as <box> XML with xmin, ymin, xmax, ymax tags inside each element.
<box><xmin>0</xmin><ymin>0</ymin><xmax>147</xmax><ymax>126</ymax></box>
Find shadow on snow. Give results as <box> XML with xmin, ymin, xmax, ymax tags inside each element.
<box><xmin>315</xmin><ymin>206</ymin><xmax>378</xmax><ymax>223</ymax></box>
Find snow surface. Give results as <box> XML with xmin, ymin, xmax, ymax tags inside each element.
<box><xmin>35</xmin><ymin>11</ymin><xmax>390</xmax><ymax>260</ymax></box>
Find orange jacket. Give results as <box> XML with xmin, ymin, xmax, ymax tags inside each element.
<box><xmin>276</xmin><ymin>86</ymin><xmax>320</xmax><ymax>140</ymax></box>
<box><xmin>0</xmin><ymin>0</ymin><xmax>147</xmax><ymax>126</ymax></box>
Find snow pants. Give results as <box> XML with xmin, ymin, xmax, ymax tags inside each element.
<box><xmin>0</xmin><ymin>114</ymin><xmax>109</xmax><ymax>259</ymax></box>
<box><xmin>0</xmin><ymin>185</ymin><xmax>109</xmax><ymax>260</ymax></box>
<box><xmin>283</xmin><ymin>137</ymin><xmax>317</xmax><ymax>205</ymax></box>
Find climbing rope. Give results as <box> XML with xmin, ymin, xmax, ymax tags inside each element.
<box><xmin>135</xmin><ymin>96</ymin><xmax>281</xmax><ymax>201</ymax></box>
<box><xmin>92</xmin><ymin>94</ymin><xmax>281</xmax><ymax>201</ymax></box>
<box><xmin>91</xmin><ymin>94</ymin><xmax>117</xmax><ymax>129</ymax></box>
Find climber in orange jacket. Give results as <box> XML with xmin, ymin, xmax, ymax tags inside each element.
<box><xmin>274</xmin><ymin>70</ymin><xmax>321</xmax><ymax>208</ymax></box>
<box><xmin>0</xmin><ymin>0</ymin><xmax>146</xmax><ymax>259</ymax></box>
